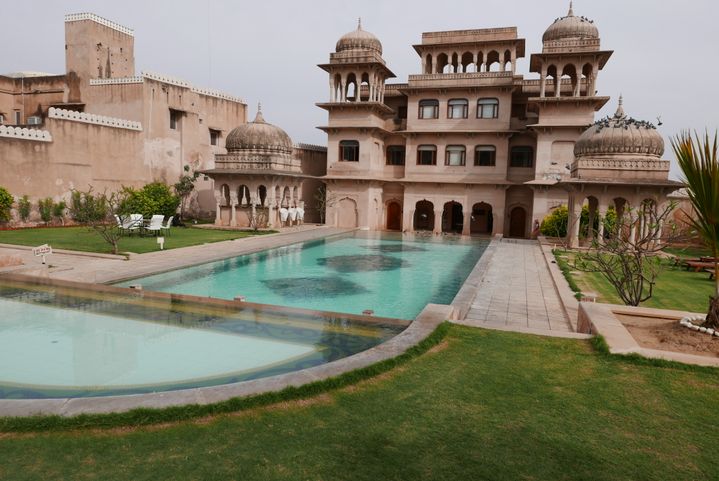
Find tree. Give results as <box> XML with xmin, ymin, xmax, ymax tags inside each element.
<box><xmin>69</xmin><ymin>189</ymin><xmax>127</xmax><ymax>255</ymax></box>
<box><xmin>121</xmin><ymin>182</ymin><xmax>180</xmax><ymax>218</ymax></box>
<box><xmin>314</xmin><ymin>184</ymin><xmax>336</xmax><ymax>224</ymax></box>
<box><xmin>17</xmin><ymin>195</ymin><xmax>31</xmax><ymax>222</ymax></box>
<box><xmin>38</xmin><ymin>198</ymin><xmax>54</xmax><ymax>224</ymax></box>
<box><xmin>0</xmin><ymin>187</ymin><xmax>13</xmax><ymax>223</ymax></box>
<box><xmin>574</xmin><ymin>201</ymin><xmax>679</xmax><ymax>306</ymax></box>
<box><xmin>174</xmin><ymin>165</ymin><xmax>201</xmax><ymax>223</ymax></box>
<box><xmin>672</xmin><ymin>131</ymin><xmax>719</xmax><ymax>328</ymax></box>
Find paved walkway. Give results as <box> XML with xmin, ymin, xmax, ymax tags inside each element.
<box><xmin>0</xmin><ymin>225</ymin><xmax>348</xmax><ymax>284</ymax></box>
<box><xmin>457</xmin><ymin>239</ymin><xmax>574</xmax><ymax>333</ymax></box>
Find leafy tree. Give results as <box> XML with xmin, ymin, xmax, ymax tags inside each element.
<box><xmin>0</xmin><ymin>187</ymin><xmax>12</xmax><ymax>222</ymax></box>
<box><xmin>68</xmin><ymin>189</ymin><xmax>127</xmax><ymax>255</ymax></box>
<box><xmin>38</xmin><ymin>198</ymin><xmax>54</xmax><ymax>224</ymax></box>
<box><xmin>17</xmin><ymin>195</ymin><xmax>31</xmax><ymax>222</ymax></box>
<box><xmin>53</xmin><ymin>200</ymin><xmax>67</xmax><ymax>225</ymax></box>
<box><xmin>672</xmin><ymin>131</ymin><xmax>719</xmax><ymax>328</ymax></box>
<box><xmin>121</xmin><ymin>182</ymin><xmax>180</xmax><ymax>218</ymax></box>
<box><xmin>174</xmin><ymin>165</ymin><xmax>201</xmax><ymax>222</ymax></box>
<box><xmin>541</xmin><ymin>205</ymin><xmax>617</xmax><ymax>239</ymax></box>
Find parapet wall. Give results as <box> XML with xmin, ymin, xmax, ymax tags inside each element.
<box><xmin>64</xmin><ymin>13</ymin><xmax>134</xmax><ymax>37</ymax></box>
<box><xmin>48</xmin><ymin>107</ymin><xmax>142</xmax><ymax>131</ymax></box>
<box><xmin>0</xmin><ymin>125</ymin><xmax>52</xmax><ymax>142</ymax></box>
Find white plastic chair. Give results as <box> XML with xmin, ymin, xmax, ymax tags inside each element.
<box><xmin>127</xmin><ymin>214</ymin><xmax>144</xmax><ymax>235</ymax></box>
<box><xmin>297</xmin><ymin>207</ymin><xmax>305</xmax><ymax>224</ymax></box>
<box><xmin>279</xmin><ymin>208</ymin><xmax>289</xmax><ymax>225</ymax></box>
<box><xmin>161</xmin><ymin>216</ymin><xmax>173</xmax><ymax>236</ymax></box>
<box><xmin>145</xmin><ymin>215</ymin><xmax>165</xmax><ymax>235</ymax></box>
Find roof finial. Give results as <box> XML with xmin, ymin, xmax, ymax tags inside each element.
<box><xmin>254</xmin><ymin>102</ymin><xmax>265</xmax><ymax>123</ymax></box>
<box><xmin>358</xmin><ymin>17</ymin><xmax>362</xmax><ymax>30</ymax></box>
<box><xmin>568</xmin><ymin>1</ymin><xmax>574</xmax><ymax>16</ymax></box>
<box><xmin>614</xmin><ymin>94</ymin><xmax>625</xmax><ymax>118</ymax></box>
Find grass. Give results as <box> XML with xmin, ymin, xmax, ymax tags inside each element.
<box><xmin>1</xmin><ymin>325</ymin><xmax>718</xmax><ymax>480</ymax></box>
<box><xmin>555</xmin><ymin>250</ymin><xmax>714</xmax><ymax>312</ymax></box>
<box><xmin>664</xmin><ymin>245</ymin><xmax>713</xmax><ymax>259</ymax></box>
<box><xmin>0</xmin><ymin>226</ymin><xmax>274</xmax><ymax>254</ymax></box>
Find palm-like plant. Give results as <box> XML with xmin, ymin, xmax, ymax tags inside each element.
<box><xmin>672</xmin><ymin>131</ymin><xmax>719</xmax><ymax>328</ymax></box>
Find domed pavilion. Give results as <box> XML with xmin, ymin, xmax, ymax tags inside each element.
<box><xmin>560</xmin><ymin>97</ymin><xmax>683</xmax><ymax>247</ymax></box>
<box><xmin>202</xmin><ymin>106</ymin><xmax>321</xmax><ymax>228</ymax></box>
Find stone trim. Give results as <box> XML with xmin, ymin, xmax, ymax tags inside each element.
<box><xmin>64</xmin><ymin>13</ymin><xmax>134</xmax><ymax>37</ymax></box>
<box><xmin>0</xmin><ymin>125</ymin><xmax>52</xmax><ymax>142</ymax></box>
<box><xmin>48</xmin><ymin>107</ymin><xmax>142</xmax><ymax>131</ymax></box>
<box><xmin>89</xmin><ymin>77</ymin><xmax>143</xmax><ymax>85</ymax></box>
<box><xmin>294</xmin><ymin>143</ymin><xmax>328</xmax><ymax>152</ymax></box>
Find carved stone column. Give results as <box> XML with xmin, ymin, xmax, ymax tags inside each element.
<box><xmin>213</xmin><ymin>190</ymin><xmax>223</xmax><ymax>226</ymax></box>
<box><xmin>433</xmin><ymin>209</ymin><xmax>443</xmax><ymax>235</ymax></box>
<box><xmin>229</xmin><ymin>191</ymin><xmax>238</xmax><ymax>227</ymax></box>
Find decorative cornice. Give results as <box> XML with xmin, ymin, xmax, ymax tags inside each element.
<box><xmin>64</xmin><ymin>13</ymin><xmax>134</xmax><ymax>37</ymax></box>
<box><xmin>48</xmin><ymin>107</ymin><xmax>142</xmax><ymax>131</ymax></box>
<box><xmin>0</xmin><ymin>125</ymin><xmax>52</xmax><ymax>142</ymax></box>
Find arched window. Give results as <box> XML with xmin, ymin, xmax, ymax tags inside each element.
<box><xmin>258</xmin><ymin>185</ymin><xmax>267</xmax><ymax>206</ymax></box>
<box><xmin>447</xmin><ymin>99</ymin><xmax>468</xmax><ymax>119</ymax></box>
<box><xmin>418</xmin><ymin>99</ymin><xmax>439</xmax><ymax>119</ymax></box>
<box><xmin>417</xmin><ymin>145</ymin><xmax>437</xmax><ymax>165</ymax></box>
<box><xmin>386</xmin><ymin>145</ymin><xmax>406</xmax><ymax>166</ymax></box>
<box><xmin>339</xmin><ymin>140</ymin><xmax>360</xmax><ymax>162</ymax></box>
<box><xmin>445</xmin><ymin>145</ymin><xmax>466</xmax><ymax>166</ymax></box>
<box><xmin>474</xmin><ymin>145</ymin><xmax>496</xmax><ymax>166</ymax></box>
<box><xmin>477</xmin><ymin>98</ymin><xmax>499</xmax><ymax>119</ymax></box>
<box><xmin>510</xmin><ymin>146</ymin><xmax>534</xmax><ymax>168</ymax></box>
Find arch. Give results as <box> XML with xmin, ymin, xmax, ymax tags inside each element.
<box><xmin>274</xmin><ymin>185</ymin><xmax>281</xmax><ymax>204</ymax></box>
<box><xmin>386</xmin><ymin>201</ymin><xmax>402</xmax><ymax>231</ymax></box>
<box><xmin>282</xmin><ymin>186</ymin><xmax>291</xmax><ymax>207</ymax></box>
<box><xmin>561</xmin><ymin>64</ymin><xmax>578</xmax><ymax>97</ymax></box>
<box><xmin>546</xmin><ymin>65</ymin><xmax>558</xmax><ymax>96</ymax></box>
<box><xmin>425</xmin><ymin>54</ymin><xmax>433</xmax><ymax>74</ymax></box>
<box><xmin>436</xmin><ymin>53</ymin><xmax>449</xmax><ymax>73</ymax></box>
<box><xmin>503</xmin><ymin>49</ymin><xmax>512</xmax><ymax>71</ymax></box>
<box><xmin>258</xmin><ymin>185</ymin><xmax>267</xmax><ymax>207</ymax></box>
<box><xmin>442</xmin><ymin>201</ymin><xmax>463</xmax><ymax>233</ymax></box>
<box><xmin>337</xmin><ymin>197</ymin><xmax>358</xmax><ymax>228</ymax></box>
<box><xmin>509</xmin><ymin>206</ymin><xmax>527</xmax><ymax>238</ymax></box>
<box><xmin>346</xmin><ymin>73</ymin><xmax>358</xmax><ymax>101</ymax></box>
<box><xmin>238</xmin><ymin>184</ymin><xmax>250</xmax><ymax>206</ymax></box>
<box><xmin>485</xmin><ymin>51</ymin><xmax>500</xmax><ymax>72</ymax></box>
<box><xmin>461</xmin><ymin>52</ymin><xmax>474</xmax><ymax>72</ymax></box>
<box><xmin>414</xmin><ymin>200</ymin><xmax>434</xmax><ymax>231</ymax></box>
<box><xmin>360</xmin><ymin>72</ymin><xmax>370</xmax><ymax>102</ymax></box>
<box><xmin>334</xmin><ymin>73</ymin><xmax>342</xmax><ymax>101</ymax></box>
<box><xmin>220</xmin><ymin>184</ymin><xmax>231</xmax><ymax>206</ymax></box>
<box><xmin>292</xmin><ymin>186</ymin><xmax>299</xmax><ymax>206</ymax></box>
<box><xmin>470</xmin><ymin>202</ymin><xmax>493</xmax><ymax>234</ymax></box>
<box><xmin>582</xmin><ymin>63</ymin><xmax>594</xmax><ymax>96</ymax></box>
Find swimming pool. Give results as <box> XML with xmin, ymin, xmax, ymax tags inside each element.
<box><xmin>0</xmin><ymin>277</ymin><xmax>405</xmax><ymax>399</ymax></box>
<box><xmin>119</xmin><ymin>232</ymin><xmax>489</xmax><ymax>319</ymax></box>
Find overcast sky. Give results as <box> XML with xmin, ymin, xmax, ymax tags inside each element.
<box><xmin>4</xmin><ymin>0</ymin><xmax>718</xmax><ymax>178</ymax></box>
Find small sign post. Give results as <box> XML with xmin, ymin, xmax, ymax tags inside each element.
<box><xmin>157</xmin><ymin>236</ymin><xmax>165</xmax><ymax>250</ymax></box>
<box><xmin>32</xmin><ymin>244</ymin><xmax>52</xmax><ymax>264</ymax></box>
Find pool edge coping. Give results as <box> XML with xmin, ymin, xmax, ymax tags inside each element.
<box><xmin>0</xmin><ymin>303</ymin><xmax>452</xmax><ymax>417</ymax></box>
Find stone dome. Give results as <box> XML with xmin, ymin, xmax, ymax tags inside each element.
<box><xmin>574</xmin><ymin>98</ymin><xmax>665</xmax><ymax>158</ymax></box>
<box><xmin>542</xmin><ymin>3</ymin><xmax>599</xmax><ymax>43</ymax></box>
<box><xmin>225</xmin><ymin>108</ymin><xmax>293</xmax><ymax>154</ymax></box>
<box><xmin>336</xmin><ymin>19</ymin><xmax>383</xmax><ymax>55</ymax></box>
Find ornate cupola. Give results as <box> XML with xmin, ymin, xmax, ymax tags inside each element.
<box><xmin>318</xmin><ymin>19</ymin><xmax>395</xmax><ymax>105</ymax></box>
<box><xmin>570</xmin><ymin>97</ymin><xmax>669</xmax><ymax>180</ymax></box>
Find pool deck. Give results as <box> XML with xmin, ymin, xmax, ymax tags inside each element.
<box><xmin>454</xmin><ymin>238</ymin><xmax>590</xmax><ymax>339</ymax></box>
<box><xmin>0</xmin><ymin>225</ymin><xmax>350</xmax><ymax>284</ymax></box>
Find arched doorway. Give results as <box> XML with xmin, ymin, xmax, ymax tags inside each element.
<box><xmin>442</xmin><ymin>202</ymin><xmax>463</xmax><ymax>233</ymax></box>
<box><xmin>414</xmin><ymin>200</ymin><xmax>434</xmax><ymax>231</ymax></box>
<box><xmin>470</xmin><ymin>202</ymin><xmax>493</xmax><ymax>235</ymax></box>
<box><xmin>337</xmin><ymin>198</ymin><xmax>357</xmax><ymax>228</ymax></box>
<box><xmin>386</xmin><ymin>201</ymin><xmax>402</xmax><ymax>231</ymax></box>
<box><xmin>509</xmin><ymin>207</ymin><xmax>527</xmax><ymax>238</ymax></box>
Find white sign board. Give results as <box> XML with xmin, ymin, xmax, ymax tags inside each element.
<box><xmin>157</xmin><ymin>236</ymin><xmax>165</xmax><ymax>250</ymax></box>
<box><xmin>32</xmin><ymin>244</ymin><xmax>52</xmax><ymax>264</ymax></box>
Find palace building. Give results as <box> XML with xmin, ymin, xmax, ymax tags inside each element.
<box><xmin>317</xmin><ymin>4</ymin><xmax>681</xmax><ymax>238</ymax></box>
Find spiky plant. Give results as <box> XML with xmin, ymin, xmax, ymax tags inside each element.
<box><xmin>672</xmin><ymin>131</ymin><xmax>719</xmax><ymax>328</ymax></box>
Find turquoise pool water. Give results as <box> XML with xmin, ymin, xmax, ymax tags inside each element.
<box><xmin>0</xmin><ymin>278</ymin><xmax>404</xmax><ymax>399</ymax></box>
<box><xmin>120</xmin><ymin>232</ymin><xmax>489</xmax><ymax>319</ymax></box>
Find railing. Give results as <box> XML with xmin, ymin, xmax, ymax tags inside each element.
<box><xmin>48</xmin><ymin>107</ymin><xmax>142</xmax><ymax>131</ymax></box>
<box><xmin>0</xmin><ymin>125</ymin><xmax>52</xmax><ymax>142</ymax></box>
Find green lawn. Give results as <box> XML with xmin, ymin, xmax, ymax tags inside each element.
<box><xmin>555</xmin><ymin>250</ymin><xmax>714</xmax><ymax>312</ymax></box>
<box><xmin>664</xmin><ymin>245</ymin><xmax>713</xmax><ymax>259</ymax></box>
<box><xmin>0</xmin><ymin>226</ymin><xmax>274</xmax><ymax>254</ymax></box>
<box><xmin>1</xmin><ymin>326</ymin><xmax>718</xmax><ymax>480</ymax></box>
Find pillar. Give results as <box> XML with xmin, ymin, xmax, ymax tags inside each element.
<box><xmin>329</xmin><ymin>76</ymin><xmax>335</xmax><ymax>102</ymax></box>
<box><xmin>433</xmin><ymin>209</ymin><xmax>443</xmax><ymax>235</ymax></box>
<box><xmin>539</xmin><ymin>67</ymin><xmax>547</xmax><ymax>98</ymax></box>
<box><xmin>510</xmin><ymin>49</ymin><xmax>517</xmax><ymax>73</ymax></box>
<box><xmin>597</xmin><ymin>205</ymin><xmax>607</xmax><ymax>244</ymax></box>
<box><xmin>573</xmin><ymin>65</ymin><xmax>581</xmax><ymax>97</ymax></box>
<box><xmin>213</xmin><ymin>191</ymin><xmax>222</xmax><ymax>226</ymax></box>
<box><xmin>587</xmin><ymin>204</ymin><xmax>596</xmax><ymax>242</ymax></box>
<box><xmin>462</xmin><ymin>205</ymin><xmax>471</xmax><ymax>236</ymax></box>
<box><xmin>405</xmin><ymin>208</ymin><xmax>415</xmax><ymax>233</ymax></box>
<box><xmin>555</xmin><ymin>66</ymin><xmax>562</xmax><ymax>98</ymax></box>
<box><xmin>229</xmin><ymin>191</ymin><xmax>238</xmax><ymax>227</ymax></box>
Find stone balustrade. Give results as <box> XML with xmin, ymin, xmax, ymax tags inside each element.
<box><xmin>48</xmin><ymin>107</ymin><xmax>142</xmax><ymax>131</ymax></box>
<box><xmin>0</xmin><ymin>125</ymin><xmax>52</xmax><ymax>142</ymax></box>
<box><xmin>64</xmin><ymin>13</ymin><xmax>134</xmax><ymax>36</ymax></box>
<box><xmin>89</xmin><ymin>77</ymin><xmax>143</xmax><ymax>85</ymax></box>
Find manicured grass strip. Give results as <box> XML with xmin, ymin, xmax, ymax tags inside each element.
<box><xmin>1</xmin><ymin>325</ymin><xmax>718</xmax><ymax>481</ymax></box>
<box><xmin>0</xmin><ymin>322</ymin><xmax>451</xmax><ymax>433</ymax></box>
<box><xmin>552</xmin><ymin>249</ymin><xmax>583</xmax><ymax>299</ymax></box>
<box><xmin>0</xmin><ymin>226</ymin><xmax>274</xmax><ymax>254</ymax></box>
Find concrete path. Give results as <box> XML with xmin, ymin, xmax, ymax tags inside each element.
<box><xmin>0</xmin><ymin>225</ymin><xmax>349</xmax><ymax>284</ymax></box>
<box><xmin>457</xmin><ymin>239</ymin><xmax>576</xmax><ymax>334</ymax></box>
